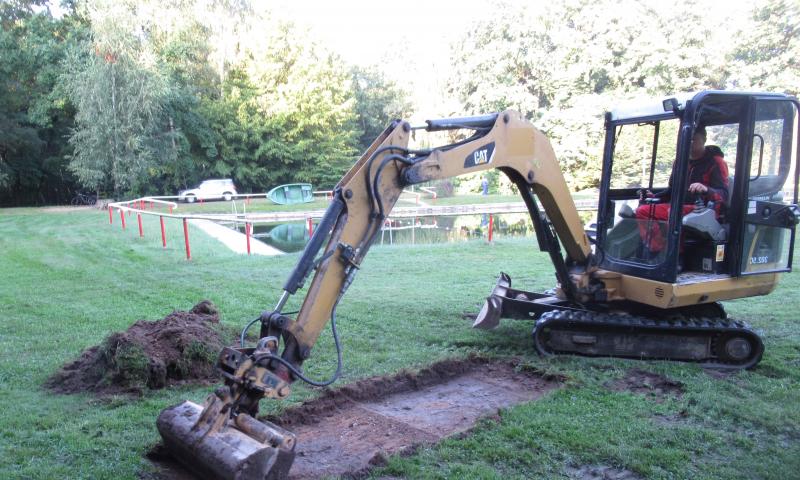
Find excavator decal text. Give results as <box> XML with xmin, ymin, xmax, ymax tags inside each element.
<box><xmin>464</xmin><ymin>142</ymin><xmax>496</xmax><ymax>168</ymax></box>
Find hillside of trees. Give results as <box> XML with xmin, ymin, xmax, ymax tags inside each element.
<box><xmin>1</xmin><ymin>0</ymin><xmax>797</xmax><ymax>205</ymax></box>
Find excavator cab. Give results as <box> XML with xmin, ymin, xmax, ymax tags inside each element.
<box><xmin>596</xmin><ymin>91</ymin><xmax>800</xmax><ymax>283</ymax></box>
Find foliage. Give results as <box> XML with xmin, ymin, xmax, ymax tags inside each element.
<box><xmin>351</xmin><ymin>66</ymin><xmax>414</xmax><ymax>151</ymax></box>
<box><xmin>64</xmin><ymin>1</ymin><xmax>179</xmax><ymax>198</ymax></box>
<box><xmin>1</xmin><ymin>0</ymin><xmax>798</xmax><ymax>204</ymax></box>
<box><xmin>0</xmin><ymin>1</ymin><xmax>87</xmax><ymax>205</ymax></box>
<box><xmin>729</xmin><ymin>0</ymin><xmax>800</xmax><ymax>96</ymax></box>
<box><xmin>445</xmin><ymin>0</ymin><xmax>799</xmax><ymax>191</ymax></box>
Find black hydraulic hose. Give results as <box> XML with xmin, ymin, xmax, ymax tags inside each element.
<box><xmin>252</xmin><ymin>298</ymin><xmax>344</xmax><ymax>387</ymax></box>
<box><xmin>239</xmin><ymin>310</ymin><xmax>299</xmax><ymax>347</ymax></box>
<box><xmin>365</xmin><ymin>146</ymin><xmax>412</xmax><ymax>214</ymax></box>
<box><xmin>240</xmin><ymin>316</ymin><xmax>261</xmax><ymax>347</ymax></box>
<box><xmin>364</xmin><ymin>146</ymin><xmax>429</xmax><ymax>213</ymax></box>
<box><xmin>372</xmin><ymin>153</ymin><xmax>417</xmax><ymax>219</ymax></box>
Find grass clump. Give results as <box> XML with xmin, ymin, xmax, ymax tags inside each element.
<box><xmin>102</xmin><ymin>340</ymin><xmax>150</xmax><ymax>389</ymax></box>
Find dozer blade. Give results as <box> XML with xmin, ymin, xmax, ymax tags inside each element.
<box><xmin>472</xmin><ymin>273</ymin><xmax>510</xmax><ymax>329</ymax></box>
<box><xmin>157</xmin><ymin>400</ymin><xmax>296</xmax><ymax>480</ymax></box>
<box><xmin>473</xmin><ymin>273</ymin><xmax>570</xmax><ymax>329</ymax></box>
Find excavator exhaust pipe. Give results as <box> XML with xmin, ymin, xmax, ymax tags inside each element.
<box><xmin>157</xmin><ymin>398</ymin><xmax>296</xmax><ymax>479</ymax></box>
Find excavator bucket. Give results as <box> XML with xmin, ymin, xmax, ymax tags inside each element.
<box><xmin>157</xmin><ymin>397</ymin><xmax>296</xmax><ymax>480</ymax></box>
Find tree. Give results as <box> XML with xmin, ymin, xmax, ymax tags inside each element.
<box><xmin>445</xmin><ymin>0</ymin><xmax>739</xmax><ymax>190</ymax></box>
<box><xmin>201</xmin><ymin>16</ymin><xmax>363</xmax><ymax>190</ymax></box>
<box><xmin>0</xmin><ymin>1</ymin><xmax>88</xmax><ymax>205</ymax></box>
<box><xmin>351</xmin><ymin>66</ymin><xmax>414</xmax><ymax>151</ymax></box>
<box><xmin>65</xmin><ymin>1</ymin><xmax>175</xmax><ymax>198</ymax></box>
<box><xmin>729</xmin><ymin>0</ymin><xmax>800</xmax><ymax>96</ymax></box>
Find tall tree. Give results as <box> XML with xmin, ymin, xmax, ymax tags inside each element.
<box><xmin>203</xmin><ymin>16</ymin><xmax>363</xmax><ymax>190</ymax></box>
<box><xmin>445</xmin><ymin>0</ymin><xmax>738</xmax><ymax>189</ymax></box>
<box><xmin>65</xmin><ymin>1</ymin><xmax>175</xmax><ymax>197</ymax></box>
<box><xmin>351</xmin><ymin>66</ymin><xmax>414</xmax><ymax>151</ymax></box>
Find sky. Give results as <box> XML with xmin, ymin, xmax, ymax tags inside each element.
<box><xmin>269</xmin><ymin>0</ymin><xmax>493</xmax><ymax>67</ymax></box>
<box><xmin>267</xmin><ymin>0</ymin><xmax>494</xmax><ymax>118</ymax></box>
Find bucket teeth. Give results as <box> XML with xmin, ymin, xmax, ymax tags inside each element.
<box><xmin>472</xmin><ymin>273</ymin><xmax>511</xmax><ymax>330</ymax></box>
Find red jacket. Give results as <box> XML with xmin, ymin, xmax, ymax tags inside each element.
<box><xmin>656</xmin><ymin>146</ymin><xmax>730</xmax><ymax>206</ymax></box>
<box><xmin>687</xmin><ymin>146</ymin><xmax>729</xmax><ymax>205</ymax></box>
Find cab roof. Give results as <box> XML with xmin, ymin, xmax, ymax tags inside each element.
<box><xmin>608</xmin><ymin>90</ymin><xmax>792</xmax><ymax>122</ymax></box>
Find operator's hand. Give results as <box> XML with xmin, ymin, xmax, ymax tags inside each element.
<box><xmin>688</xmin><ymin>183</ymin><xmax>708</xmax><ymax>194</ymax></box>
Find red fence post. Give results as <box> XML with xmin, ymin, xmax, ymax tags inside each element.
<box><xmin>307</xmin><ymin>217</ymin><xmax>314</xmax><ymax>237</ymax></box>
<box><xmin>169</xmin><ymin>205</ymin><xmax>173</xmax><ymax>214</ymax></box>
<box><xmin>183</xmin><ymin>218</ymin><xmax>191</xmax><ymax>260</ymax></box>
<box><xmin>160</xmin><ymin>216</ymin><xmax>166</xmax><ymax>248</ymax></box>
<box><xmin>120</xmin><ymin>209</ymin><xmax>126</xmax><ymax>229</ymax></box>
<box><xmin>488</xmin><ymin>214</ymin><xmax>494</xmax><ymax>243</ymax></box>
<box><xmin>137</xmin><ymin>213</ymin><xmax>143</xmax><ymax>237</ymax></box>
<box><xmin>245</xmin><ymin>222</ymin><xmax>251</xmax><ymax>255</ymax></box>
<box><xmin>108</xmin><ymin>207</ymin><xmax>113</xmax><ymax>224</ymax></box>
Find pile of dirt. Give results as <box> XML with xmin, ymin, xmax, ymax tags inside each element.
<box><xmin>46</xmin><ymin>301</ymin><xmax>232</xmax><ymax>395</ymax></box>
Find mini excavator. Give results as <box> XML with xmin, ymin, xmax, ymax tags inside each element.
<box><xmin>157</xmin><ymin>91</ymin><xmax>800</xmax><ymax>479</ymax></box>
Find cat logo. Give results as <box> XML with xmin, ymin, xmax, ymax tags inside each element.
<box><xmin>464</xmin><ymin>142</ymin><xmax>496</xmax><ymax>168</ymax></box>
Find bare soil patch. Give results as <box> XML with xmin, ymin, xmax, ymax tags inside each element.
<box><xmin>652</xmin><ymin>409</ymin><xmax>690</xmax><ymax>426</ymax></box>
<box><xmin>46</xmin><ymin>301</ymin><xmax>231</xmax><ymax>395</ymax></box>
<box><xmin>146</xmin><ymin>356</ymin><xmax>561</xmax><ymax>480</ymax></box>
<box><xmin>269</xmin><ymin>356</ymin><xmax>560</xmax><ymax>479</ymax></box>
<box><xmin>566</xmin><ymin>465</ymin><xmax>643</xmax><ymax>480</ymax></box>
<box><xmin>606</xmin><ymin>369</ymin><xmax>684</xmax><ymax>403</ymax></box>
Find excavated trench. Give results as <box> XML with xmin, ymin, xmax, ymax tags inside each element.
<box><xmin>148</xmin><ymin>356</ymin><xmax>562</xmax><ymax>479</ymax></box>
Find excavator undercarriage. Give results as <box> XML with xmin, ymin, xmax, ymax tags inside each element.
<box><xmin>475</xmin><ymin>273</ymin><xmax>764</xmax><ymax>369</ymax></box>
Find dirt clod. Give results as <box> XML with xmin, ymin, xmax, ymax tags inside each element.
<box><xmin>46</xmin><ymin>301</ymin><xmax>229</xmax><ymax>395</ymax></box>
<box><xmin>606</xmin><ymin>369</ymin><xmax>684</xmax><ymax>403</ymax></box>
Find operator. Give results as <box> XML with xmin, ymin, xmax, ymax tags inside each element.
<box><xmin>635</xmin><ymin>125</ymin><xmax>729</xmax><ymax>255</ymax></box>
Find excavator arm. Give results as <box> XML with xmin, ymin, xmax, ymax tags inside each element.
<box><xmin>157</xmin><ymin>110</ymin><xmax>592</xmax><ymax>479</ymax></box>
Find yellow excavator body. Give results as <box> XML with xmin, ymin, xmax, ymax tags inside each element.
<box><xmin>157</xmin><ymin>90</ymin><xmax>800</xmax><ymax>478</ymax></box>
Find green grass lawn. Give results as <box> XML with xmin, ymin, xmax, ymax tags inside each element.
<box><xmin>0</xmin><ymin>207</ymin><xmax>798</xmax><ymax>479</ymax></box>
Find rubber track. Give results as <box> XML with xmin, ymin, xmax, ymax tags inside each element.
<box><xmin>532</xmin><ymin>309</ymin><xmax>764</xmax><ymax>369</ymax></box>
